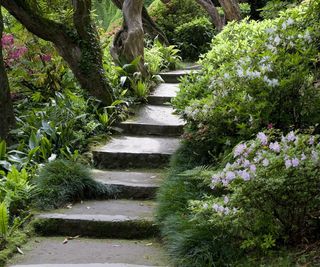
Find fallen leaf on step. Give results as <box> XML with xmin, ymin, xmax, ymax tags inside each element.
<box><xmin>66</xmin><ymin>204</ymin><xmax>73</xmax><ymax>209</ymax></box>
<box><xmin>62</xmin><ymin>235</ymin><xmax>80</xmax><ymax>244</ymax></box>
<box><xmin>112</xmin><ymin>244</ymin><xmax>121</xmax><ymax>247</ymax></box>
<box><xmin>17</xmin><ymin>247</ymin><xmax>24</xmax><ymax>255</ymax></box>
<box><xmin>146</xmin><ymin>243</ymin><xmax>153</xmax><ymax>246</ymax></box>
<box><xmin>87</xmin><ymin>206</ymin><xmax>91</xmax><ymax>209</ymax></box>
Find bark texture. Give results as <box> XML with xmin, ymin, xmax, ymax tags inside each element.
<box><xmin>1</xmin><ymin>0</ymin><xmax>114</xmax><ymax>105</ymax></box>
<box><xmin>111</xmin><ymin>0</ymin><xmax>168</xmax><ymax>45</ymax></box>
<box><xmin>218</xmin><ymin>0</ymin><xmax>241</xmax><ymax>22</ymax></box>
<box><xmin>195</xmin><ymin>0</ymin><xmax>224</xmax><ymax>31</ymax></box>
<box><xmin>0</xmin><ymin>7</ymin><xmax>15</xmax><ymax>140</ymax></box>
<box><xmin>111</xmin><ymin>0</ymin><xmax>146</xmax><ymax>75</ymax></box>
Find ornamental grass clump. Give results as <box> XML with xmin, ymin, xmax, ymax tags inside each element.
<box><xmin>192</xmin><ymin>131</ymin><xmax>320</xmax><ymax>256</ymax></box>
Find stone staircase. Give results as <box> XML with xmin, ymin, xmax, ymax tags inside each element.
<box><xmin>7</xmin><ymin>70</ymin><xmax>192</xmax><ymax>267</ymax></box>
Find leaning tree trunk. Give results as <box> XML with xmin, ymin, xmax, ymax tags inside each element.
<box><xmin>111</xmin><ymin>0</ymin><xmax>146</xmax><ymax>75</ymax></box>
<box><xmin>111</xmin><ymin>0</ymin><xmax>169</xmax><ymax>45</ymax></box>
<box><xmin>218</xmin><ymin>0</ymin><xmax>241</xmax><ymax>22</ymax></box>
<box><xmin>0</xmin><ymin>7</ymin><xmax>15</xmax><ymax>140</ymax></box>
<box><xmin>195</xmin><ymin>0</ymin><xmax>224</xmax><ymax>31</ymax></box>
<box><xmin>2</xmin><ymin>0</ymin><xmax>114</xmax><ymax>106</ymax></box>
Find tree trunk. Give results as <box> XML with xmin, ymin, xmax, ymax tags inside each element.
<box><xmin>195</xmin><ymin>0</ymin><xmax>224</xmax><ymax>31</ymax></box>
<box><xmin>0</xmin><ymin>7</ymin><xmax>15</xmax><ymax>140</ymax></box>
<box><xmin>111</xmin><ymin>0</ymin><xmax>146</xmax><ymax>75</ymax></box>
<box><xmin>111</xmin><ymin>0</ymin><xmax>169</xmax><ymax>45</ymax></box>
<box><xmin>218</xmin><ymin>0</ymin><xmax>241</xmax><ymax>22</ymax></box>
<box><xmin>1</xmin><ymin>0</ymin><xmax>114</xmax><ymax>106</ymax></box>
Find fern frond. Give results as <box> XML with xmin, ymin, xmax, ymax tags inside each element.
<box><xmin>0</xmin><ymin>201</ymin><xmax>9</xmax><ymax>238</ymax></box>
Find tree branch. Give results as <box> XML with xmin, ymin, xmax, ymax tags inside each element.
<box><xmin>195</xmin><ymin>0</ymin><xmax>224</xmax><ymax>31</ymax></box>
<box><xmin>1</xmin><ymin>0</ymin><xmax>66</xmax><ymax>43</ymax></box>
<box><xmin>72</xmin><ymin>0</ymin><xmax>92</xmax><ymax>39</ymax></box>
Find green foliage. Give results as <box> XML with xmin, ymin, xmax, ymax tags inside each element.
<box><xmin>92</xmin><ymin>0</ymin><xmax>122</xmax><ymax>30</ymax></box>
<box><xmin>173</xmin><ymin>1</ymin><xmax>320</xmax><ymax>163</ymax></box>
<box><xmin>260</xmin><ymin>0</ymin><xmax>303</xmax><ymax>19</ymax></box>
<box><xmin>148</xmin><ymin>0</ymin><xmax>210</xmax><ymax>59</ymax></box>
<box><xmin>0</xmin><ymin>202</ymin><xmax>9</xmax><ymax>239</ymax></box>
<box><xmin>174</xmin><ymin>17</ymin><xmax>215</xmax><ymax>61</ymax></box>
<box><xmin>145</xmin><ymin>39</ymin><xmax>181</xmax><ymax>74</ymax></box>
<box><xmin>34</xmin><ymin>159</ymin><xmax>113</xmax><ymax>209</ymax></box>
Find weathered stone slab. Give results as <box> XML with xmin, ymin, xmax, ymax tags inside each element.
<box><xmin>33</xmin><ymin>200</ymin><xmax>158</xmax><ymax>238</ymax></box>
<box><xmin>159</xmin><ymin>70</ymin><xmax>194</xmax><ymax>83</ymax></box>
<box><xmin>92</xmin><ymin>169</ymin><xmax>162</xmax><ymax>199</ymax></box>
<box><xmin>119</xmin><ymin>105</ymin><xmax>184</xmax><ymax>136</ymax></box>
<box><xmin>92</xmin><ymin>136</ymin><xmax>180</xmax><ymax>169</ymax></box>
<box><xmin>148</xmin><ymin>83</ymin><xmax>179</xmax><ymax>105</ymax></box>
<box><xmin>7</xmin><ymin>237</ymin><xmax>169</xmax><ymax>266</ymax></box>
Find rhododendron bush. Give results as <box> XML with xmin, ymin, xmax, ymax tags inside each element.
<box><xmin>173</xmin><ymin>0</ymin><xmax>320</xmax><ymax>163</ymax></box>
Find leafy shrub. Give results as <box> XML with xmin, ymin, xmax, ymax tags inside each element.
<box><xmin>148</xmin><ymin>0</ymin><xmax>208</xmax><ymax>44</ymax></box>
<box><xmin>190</xmin><ymin>131</ymin><xmax>320</xmax><ymax>262</ymax></box>
<box><xmin>145</xmin><ymin>39</ymin><xmax>181</xmax><ymax>74</ymax></box>
<box><xmin>34</xmin><ymin>159</ymin><xmax>112</xmax><ymax>209</ymax></box>
<box><xmin>174</xmin><ymin>17</ymin><xmax>215</xmax><ymax>61</ymax></box>
<box><xmin>173</xmin><ymin>1</ymin><xmax>320</xmax><ymax>163</ymax></box>
<box><xmin>159</xmin><ymin>131</ymin><xmax>320</xmax><ymax>266</ymax></box>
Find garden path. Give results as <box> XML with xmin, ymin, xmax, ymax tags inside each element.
<box><xmin>7</xmin><ymin>69</ymin><xmax>193</xmax><ymax>267</ymax></box>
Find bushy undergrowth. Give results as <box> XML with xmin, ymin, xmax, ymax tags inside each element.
<box><xmin>174</xmin><ymin>17</ymin><xmax>215</xmax><ymax>61</ymax></box>
<box><xmin>173</xmin><ymin>0</ymin><xmax>320</xmax><ymax>163</ymax></box>
<box><xmin>34</xmin><ymin>160</ymin><xmax>112</xmax><ymax>209</ymax></box>
<box><xmin>159</xmin><ymin>1</ymin><xmax>320</xmax><ymax>266</ymax></box>
<box><xmin>159</xmin><ymin>131</ymin><xmax>320</xmax><ymax>266</ymax></box>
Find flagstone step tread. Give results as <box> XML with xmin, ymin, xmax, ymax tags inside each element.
<box><xmin>33</xmin><ymin>200</ymin><xmax>158</xmax><ymax>238</ymax></box>
<box><xmin>92</xmin><ymin>136</ymin><xmax>180</xmax><ymax>169</ymax></box>
<box><xmin>159</xmin><ymin>70</ymin><xmax>193</xmax><ymax>83</ymax></box>
<box><xmin>148</xmin><ymin>84</ymin><xmax>179</xmax><ymax>105</ymax></box>
<box><xmin>92</xmin><ymin>170</ymin><xmax>162</xmax><ymax>199</ymax></box>
<box><xmin>119</xmin><ymin>105</ymin><xmax>184</xmax><ymax>136</ymax></box>
<box><xmin>7</xmin><ymin>237</ymin><xmax>169</xmax><ymax>266</ymax></box>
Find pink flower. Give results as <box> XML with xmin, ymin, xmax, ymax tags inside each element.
<box><xmin>267</xmin><ymin>123</ymin><xmax>273</xmax><ymax>129</ymax></box>
<box><xmin>1</xmin><ymin>34</ymin><xmax>14</xmax><ymax>46</ymax></box>
<box><xmin>40</xmin><ymin>54</ymin><xmax>52</xmax><ymax>62</ymax></box>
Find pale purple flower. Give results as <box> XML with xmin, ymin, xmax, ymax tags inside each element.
<box><xmin>238</xmin><ymin>170</ymin><xmax>250</xmax><ymax>181</ymax></box>
<box><xmin>243</xmin><ymin>159</ymin><xmax>250</xmax><ymax>168</ymax></box>
<box><xmin>285</xmin><ymin>159</ymin><xmax>292</xmax><ymax>169</ymax></box>
<box><xmin>287</xmin><ymin>131</ymin><xmax>296</xmax><ymax>142</ymax></box>
<box><xmin>224</xmin><ymin>196</ymin><xmax>229</xmax><ymax>204</ymax></box>
<box><xmin>257</xmin><ymin>132</ymin><xmax>268</xmax><ymax>145</ymax></box>
<box><xmin>269</xmin><ymin>141</ymin><xmax>281</xmax><ymax>153</ymax></box>
<box><xmin>291</xmin><ymin>158</ymin><xmax>299</xmax><ymax>167</ymax></box>
<box><xmin>301</xmin><ymin>153</ymin><xmax>307</xmax><ymax>161</ymax></box>
<box><xmin>226</xmin><ymin>171</ymin><xmax>236</xmax><ymax>181</ymax></box>
<box><xmin>224</xmin><ymin>207</ymin><xmax>230</xmax><ymax>215</ymax></box>
<box><xmin>309</xmin><ymin>136</ymin><xmax>315</xmax><ymax>145</ymax></box>
<box><xmin>234</xmin><ymin>143</ymin><xmax>247</xmax><ymax>157</ymax></box>
<box><xmin>262</xmin><ymin>158</ymin><xmax>270</xmax><ymax>167</ymax></box>
<box><xmin>312</xmin><ymin>150</ymin><xmax>318</xmax><ymax>162</ymax></box>
<box><xmin>212</xmin><ymin>204</ymin><xmax>219</xmax><ymax>212</ymax></box>
<box><xmin>250</xmin><ymin>164</ymin><xmax>257</xmax><ymax>173</ymax></box>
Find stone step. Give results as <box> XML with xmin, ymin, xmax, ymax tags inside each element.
<box><xmin>147</xmin><ymin>83</ymin><xmax>179</xmax><ymax>105</ymax></box>
<box><xmin>33</xmin><ymin>200</ymin><xmax>158</xmax><ymax>239</ymax></box>
<box><xmin>92</xmin><ymin>136</ymin><xmax>180</xmax><ymax>169</ymax></box>
<box><xmin>92</xmin><ymin>169</ymin><xmax>162</xmax><ymax>199</ymax></box>
<box><xmin>7</xmin><ymin>237</ymin><xmax>169</xmax><ymax>267</ymax></box>
<box><xmin>159</xmin><ymin>70</ymin><xmax>193</xmax><ymax>83</ymax></box>
<box><xmin>119</xmin><ymin>105</ymin><xmax>184</xmax><ymax>136</ymax></box>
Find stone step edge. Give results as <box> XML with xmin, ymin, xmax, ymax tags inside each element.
<box><xmin>9</xmin><ymin>264</ymin><xmax>167</xmax><ymax>267</ymax></box>
<box><xmin>32</xmin><ymin>214</ymin><xmax>158</xmax><ymax>239</ymax></box>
